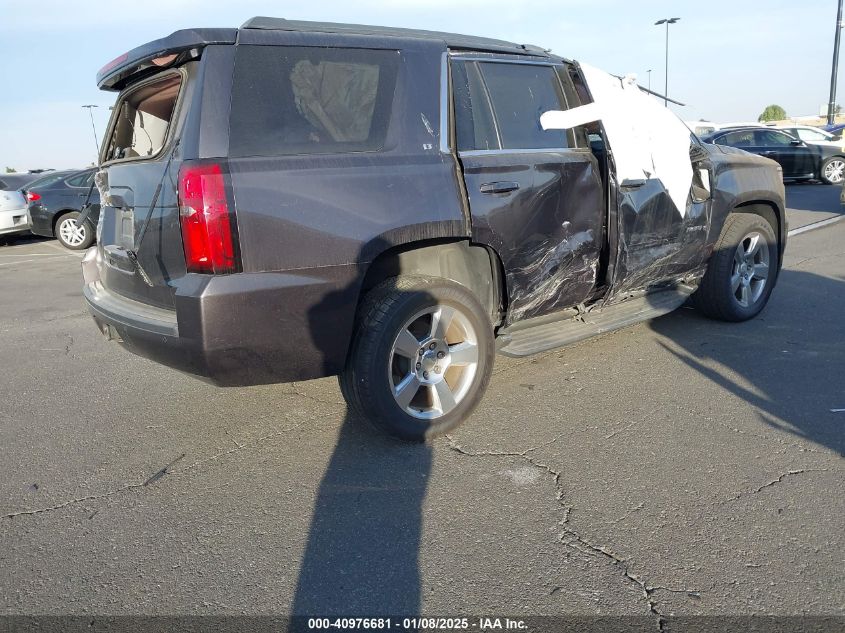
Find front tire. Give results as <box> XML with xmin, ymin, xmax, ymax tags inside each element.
<box><xmin>693</xmin><ymin>213</ymin><xmax>778</xmax><ymax>321</ymax></box>
<box><xmin>820</xmin><ymin>156</ymin><xmax>845</xmax><ymax>184</ymax></box>
<box><xmin>340</xmin><ymin>276</ymin><xmax>495</xmax><ymax>441</ymax></box>
<box><xmin>55</xmin><ymin>212</ymin><xmax>94</xmax><ymax>250</ymax></box>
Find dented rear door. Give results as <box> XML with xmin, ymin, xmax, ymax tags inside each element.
<box><xmin>452</xmin><ymin>57</ymin><xmax>604</xmax><ymax>324</ymax></box>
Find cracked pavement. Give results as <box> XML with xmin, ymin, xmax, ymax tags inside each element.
<box><xmin>1</xmin><ymin>190</ymin><xmax>843</xmax><ymax>625</ymax></box>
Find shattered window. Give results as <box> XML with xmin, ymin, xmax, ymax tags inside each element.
<box><xmin>105</xmin><ymin>74</ymin><xmax>181</xmax><ymax>162</ymax></box>
<box><xmin>229</xmin><ymin>46</ymin><xmax>399</xmax><ymax>157</ymax></box>
<box><xmin>478</xmin><ymin>62</ymin><xmax>569</xmax><ymax>150</ymax></box>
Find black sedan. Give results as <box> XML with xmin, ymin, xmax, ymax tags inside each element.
<box><xmin>701</xmin><ymin>127</ymin><xmax>845</xmax><ymax>184</ymax></box>
<box><xmin>26</xmin><ymin>168</ymin><xmax>100</xmax><ymax>250</ymax></box>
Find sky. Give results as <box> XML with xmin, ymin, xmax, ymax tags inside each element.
<box><xmin>1</xmin><ymin>0</ymin><xmax>843</xmax><ymax>171</ymax></box>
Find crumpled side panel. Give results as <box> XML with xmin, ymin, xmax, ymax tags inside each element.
<box><xmin>462</xmin><ymin>152</ymin><xmax>604</xmax><ymax>325</ymax></box>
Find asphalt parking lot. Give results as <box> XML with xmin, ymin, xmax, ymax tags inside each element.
<box><xmin>1</xmin><ymin>184</ymin><xmax>843</xmax><ymax>628</ymax></box>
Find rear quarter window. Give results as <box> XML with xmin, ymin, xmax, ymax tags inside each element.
<box><xmin>229</xmin><ymin>46</ymin><xmax>400</xmax><ymax>157</ymax></box>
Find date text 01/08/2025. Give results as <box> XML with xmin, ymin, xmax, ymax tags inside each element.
<box><xmin>307</xmin><ymin>617</ymin><xmax>528</xmax><ymax>630</ymax></box>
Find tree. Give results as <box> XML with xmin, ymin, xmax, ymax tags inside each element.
<box><xmin>758</xmin><ymin>104</ymin><xmax>787</xmax><ymax>122</ymax></box>
<box><xmin>4</xmin><ymin>166</ymin><xmax>16</xmax><ymax>173</ymax></box>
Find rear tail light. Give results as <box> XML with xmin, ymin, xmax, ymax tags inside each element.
<box><xmin>26</xmin><ymin>191</ymin><xmax>40</xmax><ymax>202</ymax></box>
<box><xmin>177</xmin><ymin>163</ymin><xmax>240</xmax><ymax>274</ymax></box>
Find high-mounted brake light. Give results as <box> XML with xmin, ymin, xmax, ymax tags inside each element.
<box><xmin>99</xmin><ymin>52</ymin><xmax>129</xmax><ymax>77</ymax></box>
<box><xmin>178</xmin><ymin>163</ymin><xmax>239</xmax><ymax>275</ymax></box>
<box><xmin>26</xmin><ymin>191</ymin><xmax>40</xmax><ymax>202</ymax></box>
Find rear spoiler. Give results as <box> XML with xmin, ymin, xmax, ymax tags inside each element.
<box><xmin>97</xmin><ymin>28</ymin><xmax>237</xmax><ymax>91</ymax></box>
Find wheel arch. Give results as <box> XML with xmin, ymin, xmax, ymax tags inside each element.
<box><xmin>51</xmin><ymin>208</ymin><xmax>83</xmax><ymax>236</ymax></box>
<box><xmin>731</xmin><ymin>200</ymin><xmax>785</xmax><ymax>275</ymax></box>
<box><xmin>359</xmin><ymin>238</ymin><xmax>507</xmax><ymax>327</ymax></box>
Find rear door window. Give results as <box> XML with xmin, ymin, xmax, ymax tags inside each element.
<box><xmin>229</xmin><ymin>46</ymin><xmax>400</xmax><ymax>157</ymax></box>
<box><xmin>477</xmin><ymin>62</ymin><xmax>570</xmax><ymax>150</ymax></box>
<box><xmin>65</xmin><ymin>171</ymin><xmax>94</xmax><ymax>188</ymax></box>
<box><xmin>105</xmin><ymin>73</ymin><xmax>182</xmax><ymax>162</ymax></box>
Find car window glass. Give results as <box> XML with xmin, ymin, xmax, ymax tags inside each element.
<box><xmin>66</xmin><ymin>172</ymin><xmax>93</xmax><ymax>187</ymax></box>
<box><xmin>106</xmin><ymin>74</ymin><xmax>181</xmax><ymax>161</ymax></box>
<box><xmin>25</xmin><ymin>172</ymin><xmax>67</xmax><ymax>189</ymax></box>
<box><xmin>229</xmin><ymin>46</ymin><xmax>399</xmax><ymax>157</ymax></box>
<box><xmin>720</xmin><ymin>131</ymin><xmax>755</xmax><ymax>147</ymax></box>
<box><xmin>452</xmin><ymin>61</ymin><xmax>500</xmax><ymax>151</ymax></box>
<box><xmin>755</xmin><ymin>130</ymin><xmax>793</xmax><ymax>146</ymax></box>
<box><xmin>796</xmin><ymin>128</ymin><xmax>826</xmax><ymax>141</ymax></box>
<box><xmin>478</xmin><ymin>62</ymin><xmax>569</xmax><ymax>150</ymax></box>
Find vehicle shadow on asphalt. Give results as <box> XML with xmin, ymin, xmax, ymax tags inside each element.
<box><xmin>289</xmin><ymin>415</ymin><xmax>431</xmax><ymax>623</ymax></box>
<box><xmin>649</xmin><ymin>268</ymin><xmax>845</xmax><ymax>456</ymax></box>
<box><xmin>291</xmin><ymin>239</ymin><xmax>432</xmax><ymax>625</ymax></box>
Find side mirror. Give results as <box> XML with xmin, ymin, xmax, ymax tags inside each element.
<box><xmin>790</xmin><ymin>139</ymin><xmax>803</xmax><ymax>146</ymax></box>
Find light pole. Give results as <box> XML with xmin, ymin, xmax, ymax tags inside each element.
<box><xmin>654</xmin><ymin>17</ymin><xmax>681</xmax><ymax>106</ymax></box>
<box><xmin>81</xmin><ymin>105</ymin><xmax>99</xmax><ymax>159</ymax></box>
<box><xmin>827</xmin><ymin>0</ymin><xmax>844</xmax><ymax>125</ymax></box>
<box><xmin>647</xmin><ymin>69</ymin><xmax>652</xmax><ymax>91</ymax></box>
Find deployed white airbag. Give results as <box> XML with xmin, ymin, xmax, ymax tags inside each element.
<box><xmin>540</xmin><ymin>63</ymin><xmax>693</xmax><ymax>217</ymax></box>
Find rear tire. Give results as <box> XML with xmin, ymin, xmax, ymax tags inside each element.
<box><xmin>693</xmin><ymin>213</ymin><xmax>778</xmax><ymax>321</ymax></box>
<box><xmin>340</xmin><ymin>276</ymin><xmax>494</xmax><ymax>442</ymax></box>
<box><xmin>820</xmin><ymin>156</ymin><xmax>845</xmax><ymax>185</ymax></box>
<box><xmin>55</xmin><ymin>212</ymin><xmax>94</xmax><ymax>250</ymax></box>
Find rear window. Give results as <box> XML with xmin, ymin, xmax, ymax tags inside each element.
<box><xmin>25</xmin><ymin>172</ymin><xmax>68</xmax><ymax>190</ymax></box>
<box><xmin>104</xmin><ymin>73</ymin><xmax>181</xmax><ymax>162</ymax></box>
<box><xmin>229</xmin><ymin>46</ymin><xmax>400</xmax><ymax>157</ymax></box>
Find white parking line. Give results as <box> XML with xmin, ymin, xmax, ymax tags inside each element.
<box><xmin>0</xmin><ymin>255</ymin><xmax>74</xmax><ymax>267</ymax></box>
<box><xmin>787</xmin><ymin>215</ymin><xmax>845</xmax><ymax>237</ymax></box>
<box><xmin>42</xmin><ymin>241</ymin><xmax>85</xmax><ymax>257</ymax></box>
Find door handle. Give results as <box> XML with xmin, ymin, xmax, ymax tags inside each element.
<box><xmin>480</xmin><ymin>181</ymin><xmax>520</xmax><ymax>194</ymax></box>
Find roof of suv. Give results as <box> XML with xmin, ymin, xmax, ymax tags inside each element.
<box><xmin>241</xmin><ymin>17</ymin><xmax>551</xmax><ymax>57</ymax></box>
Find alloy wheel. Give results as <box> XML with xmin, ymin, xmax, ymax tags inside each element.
<box><xmin>823</xmin><ymin>159</ymin><xmax>845</xmax><ymax>183</ymax></box>
<box><xmin>58</xmin><ymin>218</ymin><xmax>86</xmax><ymax>247</ymax></box>
<box><xmin>389</xmin><ymin>304</ymin><xmax>479</xmax><ymax>420</ymax></box>
<box><xmin>731</xmin><ymin>231</ymin><xmax>770</xmax><ymax>308</ymax></box>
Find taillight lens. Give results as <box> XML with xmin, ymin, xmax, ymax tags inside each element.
<box><xmin>26</xmin><ymin>191</ymin><xmax>40</xmax><ymax>202</ymax></box>
<box><xmin>178</xmin><ymin>163</ymin><xmax>239</xmax><ymax>274</ymax></box>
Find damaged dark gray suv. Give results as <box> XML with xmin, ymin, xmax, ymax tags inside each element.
<box><xmin>83</xmin><ymin>18</ymin><xmax>787</xmax><ymax>441</ymax></box>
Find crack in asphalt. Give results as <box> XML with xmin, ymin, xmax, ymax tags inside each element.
<box><xmin>444</xmin><ymin>435</ymin><xmax>698</xmax><ymax>631</ymax></box>
<box><xmin>723</xmin><ymin>468</ymin><xmax>833</xmax><ymax>504</ymax></box>
<box><xmin>3</xmin><ymin>454</ymin><xmax>186</xmax><ymax>519</ymax></box>
<box><xmin>2</xmin><ymin>419</ymin><xmax>315</xmax><ymax>520</ymax></box>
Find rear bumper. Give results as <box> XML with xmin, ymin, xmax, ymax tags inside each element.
<box><xmin>82</xmin><ymin>247</ymin><xmax>361</xmax><ymax>387</ymax></box>
<box><xmin>0</xmin><ymin>207</ymin><xmax>31</xmax><ymax>236</ymax></box>
<box><xmin>27</xmin><ymin>203</ymin><xmax>53</xmax><ymax>237</ymax></box>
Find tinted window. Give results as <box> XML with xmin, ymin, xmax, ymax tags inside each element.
<box><xmin>452</xmin><ymin>61</ymin><xmax>500</xmax><ymax>151</ymax></box>
<box><xmin>478</xmin><ymin>62</ymin><xmax>569</xmax><ymax>149</ymax></box>
<box><xmin>229</xmin><ymin>46</ymin><xmax>399</xmax><ymax>157</ymax></box>
<box><xmin>717</xmin><ymin>130</ymin><xmax>755</xmax><ymax>147</ymax></box>
<box><xmin>25</xmin><ymin>172</ymin><xmax>68</xmax><ymax>190</ymax></box>
<box><xmin>66</xmin><ymin>171</ymin><xmax>94</xmax><ymax>187</ymax></box>
<box><xmin>755</xmin><ymin>130</ymin><xmax>794</xmax><ymax>146</ymax></box>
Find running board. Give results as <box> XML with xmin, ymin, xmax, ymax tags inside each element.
<box><xmin>496</xmin><ymin>285</ymin><xmax>696</xmax><ymax>357</ymax></box>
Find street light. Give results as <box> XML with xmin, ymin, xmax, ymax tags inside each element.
<box><xmin>647</xmin><ymin>69</ymin><xmax>652</xmax><ymax>91</ymax></box>
<box><xmin>81</xmin><ymin>105</ymin><xmax>99</xmax><ymax>160</ymax></box>
<box><xmin>654</xmin><ymin>17</ymin><xmax>681</xmax><ymax>106</ymax></box>
<box><xmin>827</xmin><ymin>0</ymin><xmax>844</xmax><ymax>125</ymax></box>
